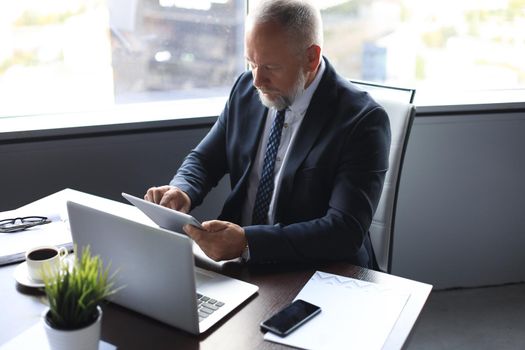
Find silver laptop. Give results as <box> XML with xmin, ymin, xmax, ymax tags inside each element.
<box><xmin>67</xmin><ymin>201</ymin><xmax>258</xmax><ymax>334</ymax></box>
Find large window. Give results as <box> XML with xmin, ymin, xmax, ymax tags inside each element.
<box><xmin>0</xmin><ymin>0</ymin><xmax>245</xmax><ymax>120</ymax></box>
<box><xmin>0</xmin><ymin>0</ymin><xmax>524</xmax><ymax>123</ymax></box>
<box><xmin>320</xmin><ymin>0</ymin><xmax>525</xmax><ymax>105</ymax></box>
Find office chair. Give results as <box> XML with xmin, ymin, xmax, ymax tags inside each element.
<box><xmin>350</xmin><ymin>80</ymin><xmax>416</xmax><ymax>273</ymax></box>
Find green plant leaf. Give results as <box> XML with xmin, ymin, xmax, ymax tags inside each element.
<box><xmin>42</xmin><ymin>245</ymin><xmax>121</xmax><ymax>330</ymax></box>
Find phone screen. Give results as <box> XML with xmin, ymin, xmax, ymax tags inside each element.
<box><xmin>260</xmin><ymin>299</ymin><xmax>321</xmax><ymax>336</ymax></box>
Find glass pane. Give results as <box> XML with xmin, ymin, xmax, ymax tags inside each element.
<box><xmin>0</xmin><ymin>0</ymin><xmax>245</xmax><ymax>118</ymax></box>
<box><xmin>112</xmin><ymin>0</ymin><xmax>246</xmax><ymax>103</ymax></box>
<box><xmin>320</xmin><ymin>0</ymin><xmax>525</xmax><ymax>105</ymax></box>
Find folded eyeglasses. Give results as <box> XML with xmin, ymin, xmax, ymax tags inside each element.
<box><xmin>0</xmin><ymin>216</ymin><xmax>50</xmax><ymax>233</ymax></box>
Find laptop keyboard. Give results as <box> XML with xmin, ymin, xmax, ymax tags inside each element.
<box><xmin>197</xmin><ymin>293</ymin><xmax>225</xmax><ymax>322</ymax></box>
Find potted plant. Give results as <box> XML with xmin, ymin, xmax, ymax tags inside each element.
<box><xmin>41</xmin><ymin>245</ymin><xmax>120</xmax><ymax>350</ymax></box>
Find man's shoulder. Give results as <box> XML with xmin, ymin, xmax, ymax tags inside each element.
<box><xmin>230</xmin><ymin>70</ymin><xmax>256</xmax><ymax>96</ymax></box>
<box><xmin>223</xmin><ymin>71</ymin><xmax>263</xmax><ymax>118</ymax></box>
<box><xmin>318</xmin><ymin>61</ymin><xmax>385</xmax><ymax>118</ymax></box>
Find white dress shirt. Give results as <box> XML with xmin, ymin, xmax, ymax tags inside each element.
<box><xmin>241</xmin><ymin>59</ymin><xmax>326</xmax><ymax>226</ymax></box>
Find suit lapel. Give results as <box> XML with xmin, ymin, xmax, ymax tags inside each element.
<box><xmin>275</xmin><ymin>59</ymin><xmax>337</xmax><ymax>220</ymax></box>
<box><xmin>230</xmin><ymin>95</ymin><xmax>267</xmax><ymax>196</ymax></box>
<box><xmin>244</xmin><ymin>99</ymin><xmax>268</xmax><ymax>168</ymax></box>
<box><xmin>222</xmin><ymin>92</ymin><xmax>267</xmax><ymax>223</ymax></box>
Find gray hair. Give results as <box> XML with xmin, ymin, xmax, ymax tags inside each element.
<box><xmin>249</xmin><ymin>0</ymin><xmax>323</xmax><ymax>52</ymax></box>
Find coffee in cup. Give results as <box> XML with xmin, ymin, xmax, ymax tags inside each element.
<box><xmin>25</xmin><ymin>245</ymin><xmax>68</xmax><ymax>282</ymax></box>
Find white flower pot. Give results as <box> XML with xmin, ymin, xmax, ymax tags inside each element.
<box><xmin>42</xmin><ymin>306</ymin><xmax>102</xmax><ymax>350</ymax></box>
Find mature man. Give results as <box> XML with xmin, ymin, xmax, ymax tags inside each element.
<box><xmin>145</xmin><ymin>0</ymin><xmax>391</xmax><ymax>269</ymax></box>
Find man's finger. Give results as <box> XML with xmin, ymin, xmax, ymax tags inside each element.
<box><xmin>159</xmin><ymin>190</ymin><xmax>175</xmax><ymax>208</ymax></box>
<box><xmin>144</xmin><ymin>186</ymin><xmax>168</xmax><ymax>204</ymax></box>
<box><xmin>202</xmin><ymin>220</ymin><xmax>228</xmax><ymax>232</ymax></box>
<box><xmin>151</xmin><ymin>190</ymin><xmax>160</xmax><ymax>204</ymax></box>
<box><xmin>144</xmin><ymin>187</ymin><xmax>156</xmax><ymax>202</ymax></box>
<box><xmin>183</xmin><ymin>224</ymin><xmax>202</xmax><ymax>242</ymax></box>
<box><xmin>184</xmin><ymin>225</ymin><xmax>221</xmax><ymax>260</ymax></box>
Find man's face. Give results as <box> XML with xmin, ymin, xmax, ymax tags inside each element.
<box><xmin>245</xmin><ymin>21</ymin><xmax>308</xmax><ymax>110</ymax></box>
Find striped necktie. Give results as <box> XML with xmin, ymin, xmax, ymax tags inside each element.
<box><xmin>252</xmin><ymin>109</ymin><xmax>286</xmax><ymax>225</ymax></box>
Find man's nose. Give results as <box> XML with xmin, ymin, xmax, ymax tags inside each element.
<box><xmin>252</xmin><ymin>67</ymin><xmax>267</xmax><ymax>88</ymax></box>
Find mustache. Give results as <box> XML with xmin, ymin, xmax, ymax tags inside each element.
<box><xmin>255</xmin><ymin>86</ymin><xmax>280</xmax><ymax>95</ymax></box>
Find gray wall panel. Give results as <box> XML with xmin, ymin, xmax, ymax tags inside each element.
<box><xmin>0</xmin><ymin>126</ymin><xmax>229</xmax><ymax>222</ymax></box>
<box><xmin>392</xmin><ymin>112</ymin><xmax>525</xmax><ymax>288</ymax></box>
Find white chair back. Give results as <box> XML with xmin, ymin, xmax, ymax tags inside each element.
<box><xmin>351</xmin><ymin>81</ymin><xmax>416</xmax><ymax>272</ymax></box>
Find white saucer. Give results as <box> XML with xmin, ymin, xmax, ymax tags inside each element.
<box><xmin>14</xmin><ymin>256</ymin><xmax>74</xmax><ymax>288</ymax></box>
<box><xmin>14</xmin><ymin>262</ymin><xmax>45</xmax><ymax>288</ymax></box>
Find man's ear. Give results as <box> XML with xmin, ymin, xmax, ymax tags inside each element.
<box><xmin>305</xmin><ymin>44</ymin><xmax>322</xmax><ymax>72</ymax></box>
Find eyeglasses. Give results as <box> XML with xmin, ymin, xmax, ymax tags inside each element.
<box><xmin>0</xmin><ymin>216</ymin><xmax>50</xmax><ymax>233</ymax></box>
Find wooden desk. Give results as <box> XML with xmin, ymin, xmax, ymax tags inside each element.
<box><xmin>1</xmin><ymin>260</ymin><xmax>431</xmax><ymax>349</ymax></box>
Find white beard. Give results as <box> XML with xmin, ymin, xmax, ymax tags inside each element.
<box><xmin>257</xmin><ymin>70</ymin><xmax>306</xmax><ymax>110</ymax></box>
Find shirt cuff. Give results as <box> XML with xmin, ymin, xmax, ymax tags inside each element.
<box><xmin>241</xmin><ymin>241</ymin><xmax>250</xmax><ymax>261</ymax></box>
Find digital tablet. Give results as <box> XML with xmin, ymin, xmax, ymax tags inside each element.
<box><xmin>122</xmin><ymin>192</ymin><xmax>203</xmax><ymax>234</ymax></box>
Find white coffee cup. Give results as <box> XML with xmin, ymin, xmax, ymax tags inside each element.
<box><xmin>25</xmin><ymin>246</ymin><xmax>68</xmax><ymax>282</ymax></box>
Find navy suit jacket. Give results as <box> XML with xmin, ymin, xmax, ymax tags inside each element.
<box><xmin>171</xmin><ymin>58</ymin><xmax>391</xmax><ymax>268</ymax></box>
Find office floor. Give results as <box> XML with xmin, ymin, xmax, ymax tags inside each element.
<box><xmin>406</xmin><ymin>282</ymin><xmax>525</xmax><ymax>350</ymax></box>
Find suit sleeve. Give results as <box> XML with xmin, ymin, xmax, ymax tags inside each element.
<box><xmin>169</xmin><ymin>115</ymin><xmax>227</xmax><ymax>209</ymax></box>
<box><xmin>169</xmin><ymin>71</ymin><xmax>255</xmax><ymax>207</ymax></box>
<box><xmin>245</xmin><ymin>106</ymin><xmax>391</xmax><ymax>264</ymax></box>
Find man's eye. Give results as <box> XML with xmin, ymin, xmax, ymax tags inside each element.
<box><xmin>246</xmin><ymin>62</ymin><xmax>281</xmax><ymax>71</ymax></box>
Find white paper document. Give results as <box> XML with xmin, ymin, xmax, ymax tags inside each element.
<box><xmin>0</xmin><ymin>210</ymin><xmax>70</xmax><ymax>266</ymax></box>
<box><xmin>0</xmin><ymin>188</ymin><xmax>153</xmax><ymax>266</ymax></box>
<box><xmin>1</xmin><ymin>188</ymin><xmax>232</xmax><ymax>268</ymax></box>
<box><xmin>0</xmin><ymin>323</ymin><xmax>116</xmax><ymax>350</ymax></box>
<box><xmin>264</xmin><ymin>271</ymin><xmax>410</xmax><ymax>350</ymax></box>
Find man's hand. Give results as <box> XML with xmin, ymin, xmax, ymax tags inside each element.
<box><xmin>184</xmin><ymin>220</ymin><xmax>247</xmax><ymax>261</ymax></box>
<box><xmin>144</xmin><ymin>185</ymin><xmax>191</xmax><ymax>213</ymax></box>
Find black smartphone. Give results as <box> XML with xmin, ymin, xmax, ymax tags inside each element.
<box><xmin>260</xmin><ymin>299</ymin><xmax>321</xmax><ymax>337</ymax></box>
